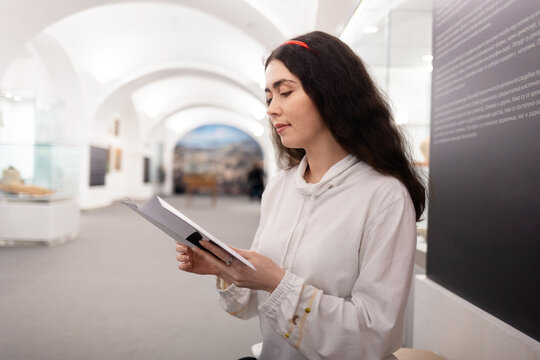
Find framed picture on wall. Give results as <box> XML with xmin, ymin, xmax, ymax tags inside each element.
<box><xmin>143</xmin><ymin>157</ymin><xmax>150</xmax><ymax>183</ymax></box>
<box><xmin>115</xmin><ymin>148</ymin><xmax>122</xmax><ymax>170</ymax></box>
<box><xmin>89</xmin><ymin>146</ymin><xmax>108</xmax><ymax>186</ymax></box>
<box><xmin>113</xmin><ymin>119</ymin><xmax>120</xmax><ymax>137</ymax></box>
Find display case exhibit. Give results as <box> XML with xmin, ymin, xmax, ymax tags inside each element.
<box><xmin>0</xmin><ymin>89</ymin><xmax>81</xmax><ymax>245</ymax></box>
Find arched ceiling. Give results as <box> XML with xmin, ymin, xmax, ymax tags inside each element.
<box><xmin>130</xmin><ymin>74</ymin><xmax>267</xmax><ymax>134</ymax></box>
<box><xmin>0</xmin><ymin>0</ymin><xmax>283</xmax><ymax>74</ymax></box>
<box><xmin>165</xmin><ymin>106</ymin><xmax>267</xmax><ymax>142</ymax></box>
<box><xmin>93</xmin><ymin>63</ymin><xmax>265</xmax><ymax>129</ymax></box>
<box><xmin>0</xmin><ymin>0</ymin><xmax>361</xmax><ymax>151</ymax></box>
<box><xmin>43</xmin><ymin>3</ymin><xmax>269</xmax><ymax>87</ymax></box>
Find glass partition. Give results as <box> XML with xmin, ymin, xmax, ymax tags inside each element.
<box><xmin>341</xmin><ymin>0</ymin><xmax>432</xmax><ymax>242</ymax></box>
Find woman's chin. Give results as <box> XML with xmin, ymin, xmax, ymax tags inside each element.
<box><xmin>280</xmin><ymin>136</ymin><xmax>299</xmax><ymax>149</ymax></box>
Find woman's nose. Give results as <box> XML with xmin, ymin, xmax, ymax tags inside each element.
<box><xmin>266</xmin><ymin>99</ymin><xmax>280</xmax><ymax>116</ymax></box>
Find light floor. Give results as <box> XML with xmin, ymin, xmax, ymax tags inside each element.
<box><xmin>0</xmin><ymin>195</ymin><xmax>262</xmax><ymax>360</ymax></box>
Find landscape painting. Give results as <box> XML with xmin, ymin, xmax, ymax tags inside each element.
<box><xmin>173</xmin><ymin>124</ymin><xmax>263</xmax><ymax>195</ymax></box>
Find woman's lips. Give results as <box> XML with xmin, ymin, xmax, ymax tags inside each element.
<box><xmin>275</xmin><ymin>124</ymin><xmax>290</xmax><ymax>134</ymax></box>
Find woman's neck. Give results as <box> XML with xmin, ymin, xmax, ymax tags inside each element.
<box><xmin>304</xmin><ymin>140</ymin><xmax>349</xmax><ymax>184</ymax></box>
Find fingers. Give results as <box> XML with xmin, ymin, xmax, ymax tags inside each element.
<box><xmin>199</xmin><ymin>240</ymin><xmax>234</xmax><ymax>264</ymax></box>
<box><xmin>176</xmin><ymin>254</ymin><xmax>190</xmax><ymax>262</ymax></box>
<box><xmin>176</xmin><ymin>243</ymin><xmax>189</xmax><ymax>254</ymax></box>
<box><xmin>192</xmin><ymin>245</ymin><xmax>224</xmax><ymax>267</ymax></box>
<box><xmin>176</xmin><ymin>250</ymin><xmax>193</xmax><ymax>271</ymax></box>
<box><xmin>175</xmin><ymin>243</ymin><xmax>193</xmax><ymax>272</ymax></box>
<box><xmin>175</xmin><ymin>241</ymin><xmax>242</xmax><ymax>277</ymax></box>
<box><xmin>193</xmin><ymin>245</ymin><xmax>250</xmax><ymax>286</ymax></box>
<box><xmin>178</xmin><ymin>261</ymin><xmax>193</xmax><ymax>272</ymax></box>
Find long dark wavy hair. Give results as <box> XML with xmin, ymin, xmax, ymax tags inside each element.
<box><xmin>265</xmin><ymin>31</ymin><xmax>426</xmax><ymax>221</ymax></box>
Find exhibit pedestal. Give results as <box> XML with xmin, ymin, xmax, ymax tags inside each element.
<box><xmin>412</xmin><ymin>275</ymin><xmax>540</xmax><ymax>360</ymax></box>
<box><xmin>0</xmin><ymin>199</ymin><xmax>79</xmax><ymax>245</ymax></box>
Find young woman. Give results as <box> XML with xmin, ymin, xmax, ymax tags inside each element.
<box><xmin>175</xmin><ymin>31</ymin><xmax>426</xmax><ymax>360</ymax></box>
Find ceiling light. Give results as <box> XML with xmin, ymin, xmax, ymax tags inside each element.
<box><xmin>145</xmin><ymin>109</ymin><xmax>160</xmax><ymax>118</ymax></box>
<box><xmin>13</xmin><ymin>95</ymin><xmax>22</xmax><ymax>102</ymax></box>
<box><xmin>363</xmin><ymin>26</ymin><xmax>378</xmax><ymax>34</ymax></box>
<box><xmin>422</xmin><ymin>54</ymin><xmax>433</xmax><ymax>62</ymax></box>
<box><xmin>2</xmin><ymin>91</ymin><xmax>13</xmax><ymax>99</ymax></box>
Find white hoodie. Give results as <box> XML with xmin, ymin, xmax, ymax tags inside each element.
<box><xmin>218</xmin><ymin>154</ymin><xmax>417</xmax><ymax>360</ymax></box>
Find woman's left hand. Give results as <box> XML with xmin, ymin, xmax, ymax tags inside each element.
<box><xmin>196</xmin><ymin>240</ymin><xmax>286</xmax><ymax>293</ymax></box>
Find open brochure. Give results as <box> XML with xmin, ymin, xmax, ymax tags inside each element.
<box><xmin>122</xmin><ymin>196</ymin><xmax>256</xmax><ymax>271</ymax></box>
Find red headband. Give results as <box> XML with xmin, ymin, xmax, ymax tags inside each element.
<box><xmin>283</xmin><ymin>40</ymin><xmax>319</xmax><ymax>56</ymax></box>
<box><xmin>283</xmin><ymin>40</ymin><xmax>312</xmax><ymax>50</ymax></box>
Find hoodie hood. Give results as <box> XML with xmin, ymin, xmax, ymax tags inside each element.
<box><xmin>293</xmin><ymin>154</ymin><xmax>360</xmax><ymax>197</ymax></box>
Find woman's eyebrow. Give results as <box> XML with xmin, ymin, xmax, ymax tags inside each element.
<box><xmin>264</xmin><ymin>79</ymin><xmax>297</xmax><ymax>92</ymax></box>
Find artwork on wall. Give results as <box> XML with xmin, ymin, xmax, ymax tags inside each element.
<box><xmin>143</xmin><ymin>157</ymin><xmax>150</xmax><ymax>183</ymax></box>
<box><xmin>89</xmin><ymin>146</ymin><xmax>108</xmax><ymax>186</ymax></box>
<box><xmin>115</xmin><ymin>148</ymin><xmax>122</xmax><ymax>170</ymax></box>
<box><xmin>173</xmin><ymin>124</ymin><xmax>263</xmax><ymax>195</ymax></box>
<box><xmin>113</xmin><ymin>119</ymin><xmax>120</xmax><ymax>137</ymax></box>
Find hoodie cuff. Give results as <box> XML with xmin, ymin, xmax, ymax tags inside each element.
<box><xmin>258</xmin><ymin>270</ymin><xmax>304</xmax><ymax>319</ymax></box>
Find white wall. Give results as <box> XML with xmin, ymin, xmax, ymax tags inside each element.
<box><xmin>413</xmin><ymin>276</ymin><xmax>540</xmax><ymax>360</ymax></box>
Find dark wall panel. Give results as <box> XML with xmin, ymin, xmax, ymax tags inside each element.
<box><xmin>89</xmin><ymin>146</ymin><xmax>108</xmax><ymax>187</ymax></box>
<box><xmin>143</xmin><ymin>157</ymin><xmax>150</xmax><ymax>184</ymax></box>
<box><xmin>428</xmin><ymin>0</ymin><xmax>540</xmax><ymax>340</ymax></box>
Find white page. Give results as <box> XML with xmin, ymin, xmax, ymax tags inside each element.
<box><xmin>123</xmin><ymin>196</ymin><xmax>256</xmax><ymax>271</ymax></box>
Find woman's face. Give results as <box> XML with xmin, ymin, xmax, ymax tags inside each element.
<box><xmin>265</xmin><ymin>60</ymin><xmax>330</xmax><ymax>151</ymax></box>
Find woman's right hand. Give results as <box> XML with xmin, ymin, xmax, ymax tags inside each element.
<box><xmin>176</xmin><ymin>242</ymin><xmax>219</xmax><ymax>275</ymax></box>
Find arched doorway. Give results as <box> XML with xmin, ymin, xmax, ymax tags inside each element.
<box><xmin>173</xmin><ymin>124</ymin><xmax>264</xmax><ymax>197</ymax></box>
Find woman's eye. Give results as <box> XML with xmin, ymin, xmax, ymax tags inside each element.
<box><xmin>266</xmin><ymin>98</ymin><xmax>272</xmax><ymax>106</ymax></box>
<box><xmin>280</xmin><ymin>91</ymin><xmax>292</xmax><ymax>97</ymax></box>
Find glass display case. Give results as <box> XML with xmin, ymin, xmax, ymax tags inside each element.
<box><xmin>0</xmin><ymin>143</ymin><xmax>80</xmax><ymax>201</ymax></box>
<box><xmin>0</xmin><ymin>89</ymin><xmax>80</xmax><ymax>201</ymax></box>
<box><xmin>0</xmin><ymin>89</ymin><xmax>80</xmax><ymax>244</ymax></box>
